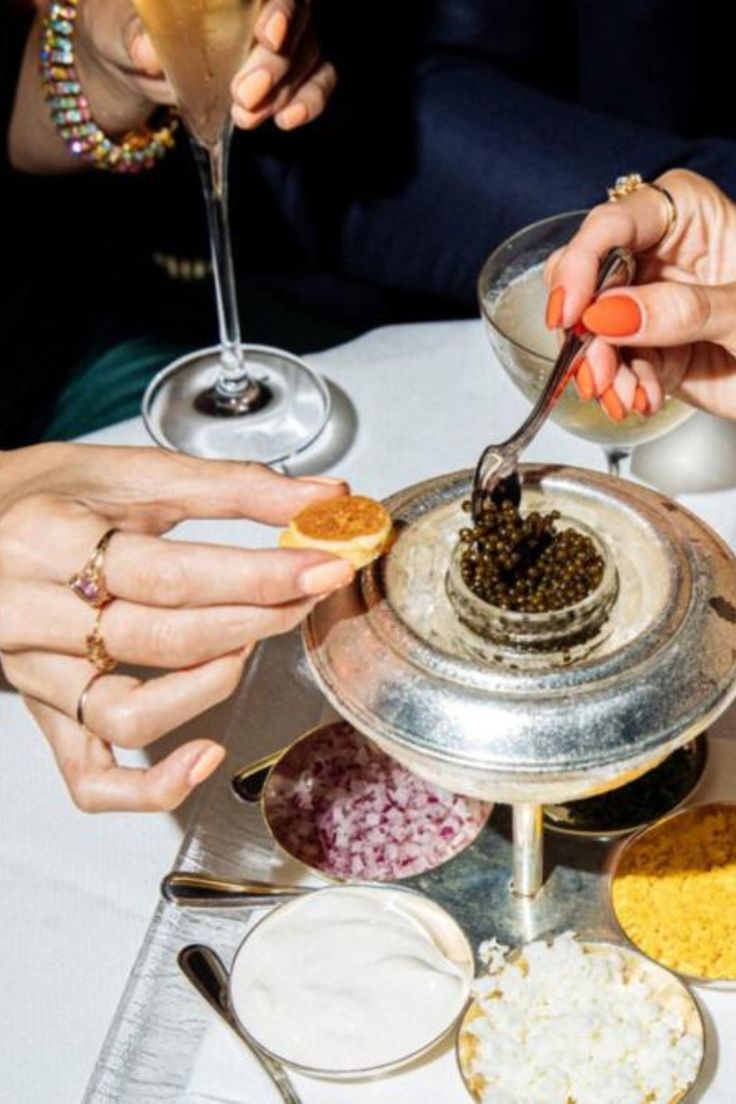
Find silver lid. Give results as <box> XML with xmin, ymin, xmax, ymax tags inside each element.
<box><xmin>305</xmin><ymin>467</ymin><xmax>736</xmax><ymax>803</ymax></box>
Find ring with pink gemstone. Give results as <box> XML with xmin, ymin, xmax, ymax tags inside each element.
<box><xmin>68</xmin><ymin>529</ymin><xmax>117</xmax><ymax>609</ymax></box>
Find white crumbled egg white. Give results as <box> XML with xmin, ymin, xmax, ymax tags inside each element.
<box><xmin>466</xmin><ymin>932</ymin><xmax>702</xmax><ymax>1104</ymax></box>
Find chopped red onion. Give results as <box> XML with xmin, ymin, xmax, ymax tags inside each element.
<box><xmin>266</xmin><ymin>722</ymin><xmax>491</xmax><ymax>881</ymax></box>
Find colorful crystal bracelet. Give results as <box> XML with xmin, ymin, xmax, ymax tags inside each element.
<box><xmin>39</xmin><ymin>0</ymin><xmax>178</xmax><ymax>173</ymax></box>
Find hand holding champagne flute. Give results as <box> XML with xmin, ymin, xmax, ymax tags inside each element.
<box><xmin>133</xmin><ymin>0</ymin><xmax>334</xmax><ymax>462</ymax></box>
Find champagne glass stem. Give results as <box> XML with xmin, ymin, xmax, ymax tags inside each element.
<box><xmin>192</xmin><ymin>128</ymin><xmax>263</xmax><ymax>408</ymax></box>
<box><xmin>603</xmin><ymin>446</ymin><xmax>631</xmax><ymax>478</ymax></box>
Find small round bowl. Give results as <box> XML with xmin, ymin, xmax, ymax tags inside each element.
<box><xmin>457</xmin><ymin>937</ymin><xmax>705</xmax><ymax>1103</ymax></box>
<box><xmin>228</xmin><ymin>883</ymin><xmax>474</xmax><ymax>1079</ymax></box>
<box><xmin>544</xmin><ymin>734</ymin><xmax>708</xmax><ymax>839</ymax></box>
<box><xmin>446</xmin><ymin>515</ymin><xmax>618</xmax><ymax>663</ymax></box>
<box><xmin>235</xmin><ymin>720</ymin><xmax>492</xmax><ymax>883</ymax></box>
<box><xmin>609</xmin><ymin>801</ymin><xmax>736</xmax><ymax>988</ymax></box>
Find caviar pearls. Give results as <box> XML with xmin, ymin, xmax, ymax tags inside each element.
<box><xmin>459</xmin><ymin>499</ymin><xmax>604</xmax><ymax>613</ymax></box>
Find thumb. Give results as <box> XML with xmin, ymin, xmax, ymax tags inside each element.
<box><xmin>581</xmin><ymin>282</ymin><xmax>736</xmax><ymax>349</ymax></box>
<box><xmin>128</xmin><ymin>29</ymin><xmax>163</xmax><ymax>77</ymax></box>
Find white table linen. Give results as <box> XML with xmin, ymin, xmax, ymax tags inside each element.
<box><xmin>3</xmin><ymin>320</ymin><xmax>736</xmax><ymax>1103</ymax></box>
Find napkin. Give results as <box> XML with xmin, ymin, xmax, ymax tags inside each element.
<box><xmin>185</xmin><ymin>1017</ymin><xmax>471</xmax><ymax>1104</ymax></box>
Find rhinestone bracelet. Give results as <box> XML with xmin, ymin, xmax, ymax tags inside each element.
<box><xmin>39</xmin><ymin>0</ymin><xmax>178</xmax><ymax>173</ymax></box>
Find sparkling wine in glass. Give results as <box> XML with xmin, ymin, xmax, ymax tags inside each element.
<box><xmin>478</xmin><ymin>211</ymin><xmax>694</xmax><ymax>477</ymax></box>
<box><xmin>134</xmin><ymin>0</ymin><xmax>330</xmax><ymax>462</ymax></box>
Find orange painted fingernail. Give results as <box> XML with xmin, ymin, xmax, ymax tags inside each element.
<box><xmin>576</xmin><ymin>358</ymin><xmax>595</xmax><ymax>401</ymax></box>
<box><xmin>265</xmin><ymin>10</ymin><xmax>288</xmax><ymax>50</ymax></box>
<box><xmin>582</xmin><ymin>295</ymin><xmax>642</xmax><ymax>337</ymax></box>
<box><xmin>601</xmin><ymin>388</ymin><xmax>626</xmax><ymax>422</ymax></box>
<box><xmin>545</xmin><ymin>286</ymin><xmax>565</xmax><ymax>330</ymax></box>
<box><xmin>633</xmin><ymin>385</ymin><xmax>649</xmax><ymax>415</ymax></box>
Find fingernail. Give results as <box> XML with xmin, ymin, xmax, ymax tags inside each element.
<box><xmin>188</xmin><ymin>745</ymin><xmax>225</xmax><ymax>787</ymax></box>
<box><xmin>576</xmin><ymin>358</ymin><xmax>595</xmax><ymax>401</ymax></box>
<box><xmin>633</xmin><ymin>384</ymin><xmax>649</xmax><ymax>415</ymax></box>
<box><xmin>582</xmin><ymin>295</ymin><xmax>642</xmax><ymax>337</ymax></box>
<box><xmin>277</xmin><ymin>102</ymin><xmax>309</xmax><ymax>130</ymax></box>
<box><xmin>600</xmin><ymin>388</ymin><xmax>626</xmax><ymax>422</ymax></box>
<box><xmin>296</xmin><ymin>476</ymin><xmax>347</xmax><ymax>486</ymax></box>
<box><xmin>236</xmin><ymin>67</ymin><xmax>272</xmax><ymax>109</ymax></box>
<box><xmin>265</xmin><ymin>10</ymin><xmax>288</xmax><ymax>50</ymax></box>
<box><xmin>545</xmin><ymin>286</ymin><xmax>565</xmax><ymax>330</ymax></box>
<box><xmin>299</xmin><ymin>559</ymin><xmax>355</xmax><ymax>596</ymax></box>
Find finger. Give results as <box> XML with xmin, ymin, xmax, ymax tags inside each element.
<box><xmin>275</xmin><ymin>62</ymin><xmax>337</xmax><ymax>129</ymax></box>
<box><xmin>627</xmin><ymin>352</ymin><xmax>666</xmax><ymax>415</ymax></box>
<box><xmin>7</xmin><ymin>447</ymin><xmax>350</xmax><ymax>531</ymax></box>
<box><xmin>4</xmin><ymin>648</ymin><xmax>250</xmax><ymax>749</ymax></box>
<box><xmin>547</xmin><ymin>191</ymin><xmax>673</xmax><ymax>328</ymax></box>
<box><xmin>232</xmin><ymin>36</ymin><xmax>322</xmax><ymax>128</ymax></box>
<box><xmin>574</xmin><ymin>338</ymin><xmax>618</xmax><ymax>400</ymax></box>
<box><xmin>38</xmin><ymin>525</ymin><xmax>355</xmax><ymax>606</ymax></box>
<box><xmin>580</xmin><ymin>282</ymin><xmax>736</xmax><ymax>349</ymax></box>
<box><xmin>0</xmin><ymin>587</ymin><xmax>319</xmax><ymax>668</ymax></box>
<box><xmin>601</xmin><ymin>362</ymin><xmax>638</xmax><ymax>420</ymax></box>
<box><xmin>25</xmin><ymin>697</ymin><xmax>225</xmax><ymax>813</ymax></box>
<box><xmin>255</xmin><ymin>0</ymin><xmax>297</xmax><ymax>52</ymax></box>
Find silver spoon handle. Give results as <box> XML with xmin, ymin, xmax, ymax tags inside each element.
<box><xmin>162</xmin><ymin>871</ymin><xmax>309</xmax><ymax>908</ymax></box>
<box><xmin>505</xmin><ymin>246</ymin><xmax>635</xmax><ymax>457</ymax></box>
<box><xmin>178</xmin><ymin>945</ymin><xmax>303</xmax><ymax>1104</ymax></box>
<box><xmin>473</xmin><ymin>246</ymin><xmax>635</xmax><ymax>507</ymax></box>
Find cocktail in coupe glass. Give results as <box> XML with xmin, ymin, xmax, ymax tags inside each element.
<box><xmin>134</xmin><ymin>0</ymin><xmax>330</xmax><ymax>462</ymax></box>
<box><xmin>478</xmin><ymin>211</ymin><xmax>693</xmax><ymax>477</ymax></box>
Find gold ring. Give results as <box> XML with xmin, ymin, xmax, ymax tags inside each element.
<box><xmin>606</xmin><ymin>173</ymin><xmax>677</xmax><ymax>243</ymax></box>
<box><xmin>68</xmin><ymin>528</ymin><xmax>118</xmax><ymax>609</ymax></box>
<box><xmin>76</xmin><ymin>670</ymin><xmax>105</xmax><ymax>730</ymax></box>
<box><xmin>85</xmin><ymin>606</ymin><xmax>118</xmax><ymax>674</ymax></box>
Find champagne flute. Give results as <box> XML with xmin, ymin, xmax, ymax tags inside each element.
<box><xmin>134</xmin><ymin>0</ymin><xmax>330</xmax><ymax>462</ymax></box>
<box><xmin>478</xmin><ymin>211</ymin><xmax>694</xmax><ymax>477</ymax></box>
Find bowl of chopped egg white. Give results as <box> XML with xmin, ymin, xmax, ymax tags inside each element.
<box><xmin>227</xmin><ymin>883</ymin><xmax>474</xmax><ymax>1079</ymax></box>
<box><xmin>610</xmin><ymin>801</ymin><xmax>736</xmax><ymax>988</ymax></box>
<box><xmin>457</xmin><ymin>932</ymin><xmax>705</xmax><ymax>1104</ymax></box>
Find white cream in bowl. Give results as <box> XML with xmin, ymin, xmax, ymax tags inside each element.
<box><xmin>229</xmin><ymin>885</ymin><xmax>473</xmax><ymax>1076</ymax></box>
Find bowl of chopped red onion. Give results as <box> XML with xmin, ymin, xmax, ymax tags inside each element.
<box><xmin>240</xmin><ymin>720</ymin><xmax>492</xmax><ymax>883</ymax></box>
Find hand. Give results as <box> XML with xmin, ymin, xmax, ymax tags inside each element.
<box><xmin>0</xmin><ymin>445</ymin><xmax>352</xmax><ymax>813</ymax></box>
<box><xmin>545</xmin><ymin>169</ymin><xmax>736</xmax><ymax>421</ymax></box>
<box><xmin>75</xmin><ymin>0</ymin><xmax>335</xmax><ymax>134</ymax></box>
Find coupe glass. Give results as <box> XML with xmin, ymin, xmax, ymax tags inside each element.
<box><xmin>478</xmin><ymin>212</ymin><xmax>704</xmax><ymax>835</ymax></box>
<box><xmin>478</xmin><ymin>211</ymin><xmax>694</xmax><ymax>476</ymax></box>
<box><xmin>134</xmin><ymin>0</ymin><xmax>330</xmax><ymax>462</ymax></box>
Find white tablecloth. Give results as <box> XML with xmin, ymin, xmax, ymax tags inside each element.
<box><xmin>3</xmin><ymin>320</ymin><xmax>736</xmax><ymax>1103</ymax></box>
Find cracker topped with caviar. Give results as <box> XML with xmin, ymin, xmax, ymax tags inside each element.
<box><xmin>280</xmin><ymin>495</ymin><xmax>392</xmax><ymax>568</ymax></box>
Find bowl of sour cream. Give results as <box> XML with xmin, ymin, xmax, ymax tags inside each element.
<box><xmin>228</xmin><ymin>884</ymin><xmax>474</xmax><ymax>1078</ymax></box>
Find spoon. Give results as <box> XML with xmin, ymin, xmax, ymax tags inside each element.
<box><xmin>471</xmin><ymin>246</ymin><xmax>636</xmax><ymax>518</ymax></box>
<box><xmin>162</xmin><ymin>871</ymin><xmax>309</xmax><ymax>908</ymax></box>
<box><xmin>177</xmin><ymin>944</ymin><xmax>303</xmax><ymax>1104</ymax></box>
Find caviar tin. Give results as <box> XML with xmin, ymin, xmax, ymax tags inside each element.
<box><xmin>305</xmin><ymin>466</ymin><xmax>736</xmax><ymax>807</ymax></box>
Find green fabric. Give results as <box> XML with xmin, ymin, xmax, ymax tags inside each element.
<box><xmin>42</xmin><ymin>338</ymin><xmax>188</xmax><ymax>440</ymax></box>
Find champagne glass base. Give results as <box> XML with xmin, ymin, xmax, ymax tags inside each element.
<box><xmin>142</xmin><ymin>344</ymin><xmax>331</xmax><ymax>463</ymax></box>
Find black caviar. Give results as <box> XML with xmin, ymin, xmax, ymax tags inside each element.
<box><xmin>458</xmin><ymin>498</ymin><xmax>604</xmax><ymax>613</ymax></box>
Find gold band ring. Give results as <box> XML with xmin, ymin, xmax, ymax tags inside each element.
<box><xmin>76</xmin><ymin>670</ymin><xmax>105</xmax><ymax>730</ymax></box>
<box><xmin>68</xmin><ymin>528</ymin><xmax>118</xmax><ymax>609</ymax></box>
<box><xmin>607</xmin><ymin>173</ymin><xmax>677</xmax><ymax>244</ymax></box>
<box><xmin>85</xmin><ymin>606</ymin><xmax>118</xmax><ymax>674</ymax></box>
